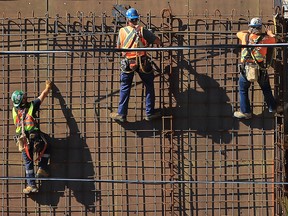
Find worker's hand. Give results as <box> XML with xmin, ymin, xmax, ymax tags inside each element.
<box><xmin>45</xmin><ymin>80</ymin><xmax>53</xmax><ymax>91</ymax></box>
<box><xmin>265</xmin><ymin>26</ymin><xmax>275</xmax><ymax>37</ymax></box>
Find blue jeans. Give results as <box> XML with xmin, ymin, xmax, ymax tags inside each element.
<box><xmin>118</xmin><ymin>71</ymin><xmax>155</xmax><ymax>116</ymax></box>
<box><xmin>22</xmin><ymin>132</ymin><xmax>50</xmax><ymax>186</ymax></box>
<box><xmin>238</xmin><ymin>71</ymin><xmax>276</xmax><ymax>114</ymax></box>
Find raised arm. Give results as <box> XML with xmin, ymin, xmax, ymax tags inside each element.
<box><xmin>265</xmin><ymin>25</ymin><xmax>276</xmax><ymax>38</ymax></box>
<box><xmin>38</xmin><ymin>80</ymin><xmax>52</xmax><ymax>104</ymax></box>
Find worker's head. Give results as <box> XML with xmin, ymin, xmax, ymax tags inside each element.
<box><xmin>248</xmin><ymin>17</ymin><xmax>262</xmax><ymax>34</ymax></box>
<box><xmin>11</xmin><ymin>90</ymin><xmax>27</xmax><ymax>108</ymax></box>
<box><xmin>126</xmin><ymin>8</ymin><xmax>139</xmax><ymax>25</ymax></box>
<box><xmin>249</xmin><ymin>17</ymin><xmax>262</xmax><ymax>28</ymax></box>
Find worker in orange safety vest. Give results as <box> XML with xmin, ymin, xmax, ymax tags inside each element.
<box><xmin>233</xmin><ymin>17</ymin><xmax>282</xmax><ymax>119</ymax></box>
<box><xmin>110</xmin><ymin>8</ymin><xmax>163</xmax><ymax>122</ymax></box>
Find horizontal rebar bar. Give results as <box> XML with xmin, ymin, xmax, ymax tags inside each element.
<box><xmin>0</xmin><ymin>177</ymin><xmax>287</xmax><ymax>185</ymax></box>
<box><xmin>0</xmin><ymin>43</ymin><xmax>287</xmax><ymax>55</ymax></box>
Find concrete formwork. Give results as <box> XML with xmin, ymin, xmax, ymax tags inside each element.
<box><xmin>0</xmin><ymin>1</ymin><xmax>287</xmax><ymax>216</ymax></box>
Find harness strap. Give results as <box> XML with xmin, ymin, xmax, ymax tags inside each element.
<box><xmin>35</xmin><ymin>133</ymin><xmax>48</xmax><ymax>162</ymax></box>
<box><xmin>17</xmin><ymin>108</ymin><xmax>32</xmax><ymax>160</ymax></box>
<box><xmin>35</xmin><ymin>142</ymin><xmax>47</xmax><ymax>162</ymax></box>
<box><xmin>123</xmin><ymin>26</ymin><xmax>141</xmax><ymax>55</ymax></box>
<box><xmin>24</xmin><ymin>143</ymin><xmax>32</xmax><ymax>161</ymax></box>
<box><xmin>124</xmin><ymin>25</ymin><xmax>147</xmax><ymax>59</ymax></box>
<box><xmin>138</xmin><ymin>55</ymin><xmax>152</xmax><ymax>74</ymax></box>
<box><xmin>16</xmin><ymin>106</ymin><xmax>45</xmax><ymax>161</ymax></box>
<box><xmin>245</xmin><ymin>33</ymin><xmax>268</xmax><ymax>70</ymax></box>
<box><xmin>24</xmin><ymin>138</ymin><xmax>47</xmax><ymax>162</ymax></box>
<box><xmin>127</xmin><ymin>29</ymin><xmax>138</xmax><ymax>49</ymax></box>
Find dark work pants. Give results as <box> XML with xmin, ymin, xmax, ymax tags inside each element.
<box><xmin>118</xmin><ymin>71</ymin><xmax>155</xmax><ymax>117</ymax></box>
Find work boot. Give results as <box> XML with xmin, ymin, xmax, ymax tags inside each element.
<box><xmin>110</xmin><ymin>112</ymin><xmax>127</xmax><ymax>123</ymax></box>
<box><xmin>36</xmin><ymin>168</ymin><xmax>49</xmax><ymax>178</ymax></box>
<box><xmin>269</xmin><ymin>105</ymin><xmax>284</xmax><ymax>115</ymax></box>
<box><xmin>275</xmin><ymin>105</ymin><xmax>284</xmax><ymax>114</ymax></box>
<box><xmin>145</xmin><ymin>110</ymin><xmax>162</xmax><ymax>121</ymax></box>
<box><xmin>23</xmin><ymin>185</ymin><xmax>38</xmax><ymax>194</ymax></box>
<box><xmin>233</xmin><ymin>111</ymin><xmax>252</xmax><ymax>119</ymax></box>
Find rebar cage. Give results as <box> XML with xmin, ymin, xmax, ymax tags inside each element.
<box><xmin>0</xmin><ymin>9</ymin><xmax>286</xmax><ymax>216</ymax></box>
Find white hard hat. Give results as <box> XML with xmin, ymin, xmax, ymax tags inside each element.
<box><xmin>249</xmin><ymin>17</ymin><xmax>262</xmax><ymax>28</ymax></box>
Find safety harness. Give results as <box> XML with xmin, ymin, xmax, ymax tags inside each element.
<box><xmin>14</xmin><ymin>106</ymin><xmax>47</xmax><ymax>162</ymax></box>
<box><xmin>19</xmin><ymin>109</ymin><xmax>30</xmax><ymax>155</ymax></box>
<box><xmin>244</xmin><ymin>33</ymin><xmax>272</xmax><ymax>70</ymax></box>
<box><xmin>34</xmin><ymin>133</ymin><xmax>48</xmax><ymax>162</ymax></box>
<box><xmin>122</xmin><ymin>25</ymin><xmax>151</xmax><ymax>73</ymax></box>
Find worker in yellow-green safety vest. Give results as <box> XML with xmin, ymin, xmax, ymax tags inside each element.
<box><xmin>11</xmin><ymin>80</ymin><xmax>52</xmax><ymax>194</ymax></box>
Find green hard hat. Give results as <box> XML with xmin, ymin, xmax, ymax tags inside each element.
<box><xmin>11</xmin><ymin>90</ymin><xmax>25</xmax><ymax>108</ymax></box>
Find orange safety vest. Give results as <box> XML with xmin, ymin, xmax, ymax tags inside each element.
<box><xmin>118</xmin><ymin>25</ymin><xmax>148</xmax><ymax>59</ymax></box>
<box><xmin>237</xmin><ymin>31</ymin><xmax>276</xmax><ymax>63</ymax></box>
<box><xmin>12</xmin><ymin>102</ymin><xmax>38</xmax><ymax>134</ymax></box>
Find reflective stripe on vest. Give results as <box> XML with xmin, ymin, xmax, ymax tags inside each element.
<box><xmin>121</xmin><ymin>25</ymin><xmax>147</xmax><ymax>58</ymax></box>
<box><xmin>12</xmin><ymin>103</ymin><xmax>38</xmax><ymax>134</ymax></box>
<box><xmin>241</xmin><ymin>48</ymin><xmax>265</xmax><ymax>62</ymax></box>
<box><xmin>241</xmin><ymin>35</ymin><xmax>265</xmax><ymax>62</ymax></box>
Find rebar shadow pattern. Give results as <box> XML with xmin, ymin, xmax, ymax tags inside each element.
<box><xmin>0</xmin><ymin>12</ymin><xmax>285</xmax><ymax>216</ymax></box>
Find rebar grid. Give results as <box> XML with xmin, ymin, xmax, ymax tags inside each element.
<box><xmin>0</xmin><ymin>10</ymin><xmax>285</xmax><ymax>216</ymax></box>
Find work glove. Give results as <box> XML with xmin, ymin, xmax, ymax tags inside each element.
<box><xmin>45</xmin><ymin>80</ymin><xmax>53</xmax><ymax>91</ymax></box>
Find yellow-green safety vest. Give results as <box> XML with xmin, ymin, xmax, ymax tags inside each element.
<box><xmin>12</xmin><ymin>102</ymin><xmax>38</xmax><ymax>134</ymax></box>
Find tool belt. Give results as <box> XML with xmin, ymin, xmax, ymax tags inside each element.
<box><xmin>120</xmin><ymin>55</ymin><xmax>153</xmax><ymax>73</ymax></box>
<box><xmin>15</xmin><ymin>134</ymin><xmax>28</xmax><ymax>152</ymax></box>
<box><xmin>14</xmin><ymin>131</ymin><xmax>48</xmax><ymax>161</ymax></box>
<box><xmin>238</xmin><ymin>62</ymin><xmax>265</xmax><ymax>82</ymax></box>
<box><xmin>245</xmin><ymin>63</ymin><xmax>259</xmax><ymax>82</ymax></box>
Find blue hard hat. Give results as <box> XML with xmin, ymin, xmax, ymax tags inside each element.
<box><xmin>126</xmin><ymin>8</ymin><xmax>139</xmax><ymax>20</ymax></box>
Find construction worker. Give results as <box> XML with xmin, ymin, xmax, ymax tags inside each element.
<box><xmin>110</xmin><ymin>7</ymin><xmax>163</xmax><ymax>122</ymax></box>
<box><xmin>234</xmin><ymin>17</ymin><xmax>280</xmax><ymax>119</ymax></box>
<box><xmin>11</xmin><ymin>80</ymin><xmax>52</xmax><ymax>194</ymax></box>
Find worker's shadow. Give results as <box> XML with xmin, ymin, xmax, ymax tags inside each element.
<box><xmin>241</xmin><ymin>109</ymin><xmax>276</xmax><ymax>130</ymax></box>
<box><xmin>119</xmin><ymin>59</ymin><xmax>238</xmax><ymax>143</ymax></box>
<box><xmin>117</xmin><ymin>118</ymin><xmax>163</xmax><ymax>138</ymax></box>
<box><xmin>30</xmin><ymin>85</ymin><xmax>99</xmax><ymax>212</ymax></box>
<box><xmin>111</xmin><ymin>80</ymin><xmax>163</xmax><ymax>138</ymax></box>
<box><xmin>167</xmin><ymin>60</ymin><xmax>239</xmax><ymax>144</ymax></box>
